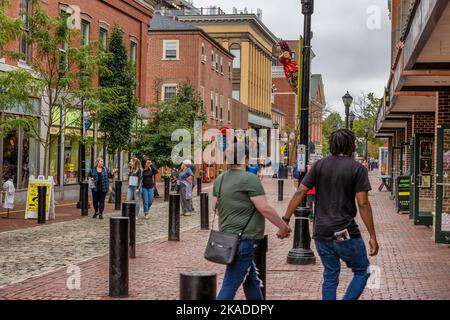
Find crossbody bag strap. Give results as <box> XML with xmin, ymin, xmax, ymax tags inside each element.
<box><xmin>211</xmin><ymin>171</ymin><xmax>227</xmax><ymax>229</ymax></box>
<box><xmin>238</xmin><ymin>197</ymin><xmax>257</xmax><ymax>238</ymax></box>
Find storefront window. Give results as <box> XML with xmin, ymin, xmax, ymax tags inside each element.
<box><xmin>63</xmin><ymin>135</ymin><xmax>79</xmax><ymax>184</ymax></box>
<box><xmin>2</xmin><ymin>131</ymin><xmax>19</xmax><ymax>186</ymax></box>
<box><xmin>49</xmin><ymin>135</ymin><xmax>59</xmax><ymax>185</ymax></box>
<box><xmin>123</xmin><ymin>152</ymin><xmax>130</xmax><ymax>179</ymax></box>
<box><xmin>20</xmin><ymin>133</ymin><xmax>38</xmax><ymax>188</ymax></box>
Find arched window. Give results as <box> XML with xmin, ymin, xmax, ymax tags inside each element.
<box><xmin>229</xmin><ymin>43</ymin><xmax>241</xmax><ymax>69</ymax></box>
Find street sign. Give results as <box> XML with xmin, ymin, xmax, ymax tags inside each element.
<box><xmin>298</xmin><ymin>144</ymin><xmax>307</xmax><ymax>173</ymax></box>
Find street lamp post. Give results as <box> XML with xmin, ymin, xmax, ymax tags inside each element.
<box><xmin>349</xmin><ymin>111</ymin><xmax>356</xmax><ymax>131</ymax></box>
<box><xmin>364</xmin><ymin>125</ymin><xmax>369</xmax><ymax>161</ymax></box>
<box><xmin>342</xmin><ymin>91</ymin><xmax>353</xmax><ymax>129</ymax></box>
<box><xmin>286</xmin><ymin>0</ymin><xmax>316</xmax><ymax>266</ymax></box>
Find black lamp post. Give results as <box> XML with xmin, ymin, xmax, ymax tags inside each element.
<box><xmin>286</xmin><ymin>0</ymin><xmax>316</xmax><ymax>266</ymax></box>
<box><xmin>349</xmin><ymin>111</ymin><xmax>356</xmax><ymax>131</ymax></box>
<box><xmin>342</xmin><ymin>91</ymin><xmax>353</xmax><ymax>129</ymax></box>
<box><xmin>364</xmin><ymin>125</ymin><xmax>369</xmax><ymax>161</ymax></box>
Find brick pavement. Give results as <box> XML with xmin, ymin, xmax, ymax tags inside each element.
<box><xmin>0</xmin><ymin>182</ymin><xmax>174</xmax><ymax>233</ymax></box>
<box><xmin>0</xmin><ymin>173</ymin><xmax>450</xmax><ymax>300</ymax></box>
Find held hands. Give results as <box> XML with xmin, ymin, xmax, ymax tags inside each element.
<box><xmin>277</xmin><ymin>224</ymin><xmax>292</xmax><ymax>239</ymax></box>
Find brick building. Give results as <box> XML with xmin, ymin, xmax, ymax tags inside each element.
<box><xmin>0</xmin><ymin>0</ymin><xmax>155</xmax><ymax>204</ymax></box>
<box><xmin>272</xmin><ymin>40</ymin><xmax>325</xmax><ymax>158</ymax></box>
<box><xmin>147</xmin><ymin>14</ymin><xmax>236</xmax><ymax>130</ymax></box>
<box><xmin>375</xmin><ymin>0</ymin><xmax>450</xmax><ymax>244</ymax></box>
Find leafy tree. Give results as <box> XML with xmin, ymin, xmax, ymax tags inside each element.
<box><xmin>98</xmin><ymin>25</ymin><xmax>137</xmax><ymax>153</ymax></box>
<box><xmin>322</xmin><ymin>111</ymin><xmax>344</xmax><ymax>155</ymax></box>
<box><xmin>0</xmin><ymin>0</ymin><xmax>42</xmax><ymax>140</ymax></box>
<box><xmin>131</xmin><ymin>82</ymin><xmax>206</xmax><ymax>168</ymax></box>
<box><xmin>352</xmin><ymin>92</ymin><xmax>384</xmax><ymax>158</ymax></box>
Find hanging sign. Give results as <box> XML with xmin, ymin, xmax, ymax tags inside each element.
<box><xmin>25</xmin><ymin>175</ymin><xmax>56</xmax><ymax>220</ymax></box>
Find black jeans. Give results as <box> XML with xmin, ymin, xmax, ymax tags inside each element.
<box><xmin>92</xmin><ymin>190</ymin><xmax>107</xmax><ymax>214</ymax></box>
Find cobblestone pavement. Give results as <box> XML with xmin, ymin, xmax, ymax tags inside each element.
<box><xmin>0</xmin><ymin>173</ymin><xmax>450</xmax><ymax>300</ymax></box>
<box><xmin>0</xmin><ymin>191</ymin><xmax>210</xmax><ymax>289</ymax></box>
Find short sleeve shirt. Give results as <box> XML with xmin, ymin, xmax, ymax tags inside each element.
<box><xmin>213</xmin><ymin>169</ymin><xmax>266</xmax><ymax>240</ymax></box>
<box><xmin>301</xmin><ymin>155</ymin><xmax>372</xmax><ymax>241</ymax></box>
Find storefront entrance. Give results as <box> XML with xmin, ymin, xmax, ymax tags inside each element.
<box><xmin>411</xmin><ymin>133</ymin><xmax>434</xmax><ymax>226</ymax></box>
<box><xmin>435</xmin><ymin>125</ymin><xmax>450</xmax><ymax>244</ymax></box>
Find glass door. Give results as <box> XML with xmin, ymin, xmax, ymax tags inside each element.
<box><xmin>435</xmin><ymin>125</ymin><xmax>450</xmax><ymax>244</ymax></box>
<box><xmin>413</xmin><ymin>134</ymin><xmax>434</xmax><ymax>226</ymax></box>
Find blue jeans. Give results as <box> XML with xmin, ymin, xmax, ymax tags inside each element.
<box><xmin>127</xmin><ymin>186</ymin><xmax>140</xmax><ymax>215</ymax></box>
<box><xmin>315</xmin><ymin>237</ymin><xmax>370</xmax><ymax>300</ymax></box>
<box><xmin>217</xmin><ymin>240</ymin><xmax>264</xmax><ymax>301</ymax></box>
<box><xmin>141</xmin><ymin>187</ymin><xmax>154</xmax><ymax>216</ymax></box>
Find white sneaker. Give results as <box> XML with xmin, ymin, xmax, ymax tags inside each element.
<box><xmin>145</xmin><ymin>215</ymin><xmax>150</xmax><ymax>220</ymax></box>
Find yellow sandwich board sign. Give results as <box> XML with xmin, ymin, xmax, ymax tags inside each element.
<box><xmin>25</xmin><ymin>175</ymin><xmax>55</xmax><ymax>220</ymax></box>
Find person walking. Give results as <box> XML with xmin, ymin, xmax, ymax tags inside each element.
<box><xmin>214</xmin><ymin>144</ymin><xmax>291</xmax><ymax>300</ymax></box>
<box><xmin>283</xmin><ymin>129</ymin><xmax>379</xmax><ymax>300</ymax></box>
<box><xmin>141</xmin><ymin>159</ymin><xmax>158</xmax><ymax>219</ymax></box>
<box><xmin>89</xmin><ymin>158</ymin><xmax>114</xmax><ymax>220</ymax></box>
<box><xmin>179</xmin><ymin>160</ymin><xmax>194</xmax><ymax>216</ymax></box>
<box><xmin>127</xmin><ymin>157</ymin><xmax>142</xmax><ymax>218</ymax></box>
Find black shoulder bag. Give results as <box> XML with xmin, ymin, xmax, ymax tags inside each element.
<box><xmin>204</xmin><ymin>172</ymin><xmax>255</xmax><ymax>265</ymax></box>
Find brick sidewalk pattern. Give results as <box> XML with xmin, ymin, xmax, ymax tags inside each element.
<box><xmin>0</xmin><ymin>174</ymin><xmax>449</xmax><ymax>300</ymax></box>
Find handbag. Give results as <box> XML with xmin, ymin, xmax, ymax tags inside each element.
<box><xmin>129</xmin><ymin>175</ymin><xmax>139</xmax><ymax>187</ymax></box>
<box><xmin>204</xmin><ymin>172</ymin><xmax>255</xmax><ymax>265</ymax></box>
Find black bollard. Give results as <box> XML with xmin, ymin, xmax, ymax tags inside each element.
<box><xmin>164</xmin><ymin>176</ymin><xmax>170</xmax><ymax>202</ymax></box>
<box><xmin>109</xmin><ymin>216</ymin><xmax>129</xmax><ymax>298</ymax></box>
<box><xmin>122</xmin><ymin>202</ymin><xmax>136</xmax><ymax>259</ymax></box>
<box><xmin>278</xmin><ymin>180</ymin><xmax>284</xmax><ymax>201</ymax></box>
<box><xmin>287</xmin><ymin>207</ymin><xmax>316</xmax><ymax>265</ymax></box>
<box><xmin>80</xmin><ymin>181</ymin><xmax>89</xmax><ymax>216</ymax></box>
<box><xmin>169</xmin><ymin>194</ymin><xmax>180</xmax><ymax>241</ymax></box>
<box><xmin>254</xmin><ymin>235</ymin><xmax>268</xmax><ymax>298</ymax></box>
<box><xmin>114</xmin><ymin>180</ymin><xmax>122</xmax><ymax>211</ymax></box>
<box><xmin>180</xmin><ymin>272</ymin><xmax>217</xmax><ymax>300</ymax></box>
<box><xmin>37</xmin><ymin>186</ymin><xmax>47</xmax><ymax>224</ymax></box>
<box><xmin>200</xmin><ymin>192</ymin><xmax>209</xmax><ymax>230</ymax></box>
<box><xmin>197</xmin><ymin>177</ymin><xmax>202</xmax><ymax>196</ymax></box>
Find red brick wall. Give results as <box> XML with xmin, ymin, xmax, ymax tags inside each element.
<box><xmin>147</xmin><ymin>31</ymin><xmax>233</xmax><ymax>129</ymax></box>
<box><xmin>4</xmin><ymin>0</ymin><xmax>152</xmax><ymax>104</ymax></box>
<box><xmin>231</xmin><ymin>99</ymin><xmax>249</xmax><ymax>130</ymax></box>
<box><xmin>273</xmin><ymin>78</ymin><xmax>296</xmax><ymax>129</ymax></box>
<box><xmin>413</xmin><ymin>114</ymin><xmax>435</xmax><ymax>134</ymax></box>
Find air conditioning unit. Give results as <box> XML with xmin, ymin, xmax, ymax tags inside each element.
<box><xmin>201</xmin><ymin>54</ymin><xmax>207</xmax><ymax>62</ymax></box>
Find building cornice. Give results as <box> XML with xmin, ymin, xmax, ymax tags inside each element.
<box><xmin>134</xmin><ymin>0</ymin><xmax>157</xmax><ymax>13</ymax></box>
<box><xmin>178</xmin><ymin>14</ymin><xmax>279</xmax><ymax>45</ymax></box>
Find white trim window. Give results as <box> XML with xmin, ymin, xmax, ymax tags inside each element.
<box><xmin>220</xmin><ymin>95</ymin><xmax>224</xmax><ymax>120</ymax></box>
<box><xmin>220</xmin><ymin>56</ymin><xmax>224</xmax><ymax>74</ymax></box>
<box><xmin>200</xmin><ymin>86</ymin><xmax>205</xmax><ymax>110</ymax></box>
<box><xmin>215</xmin><ymin>53</ymin><xmax>219</xmax><ymax>71</ymax></box>
<box><xmin>210</xmin><ymin>91</ymin><xmax>215</xmax><ymax>118</ymax></box>
<box><xmin>211</xmin><ymin>50</ymin><xmax>215</xmax><ymax>69</ymax></box>
<box><xmin>162</xmin><ymin>84</ymin><xmax>177</xmax><ymax>101</ymax></box>
<box><xmin>215</xmin><ymin>93</ymin><xmax>219</xmax><ymax>119</ymax></box>
<box><xmin>163</xmin><ymin>40</ymin><xmax>179</xmax><ymax>60</ymax></box>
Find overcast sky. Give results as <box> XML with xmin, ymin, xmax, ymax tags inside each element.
<box><xmin>192</xmin><ymin>0</ymin><xmax>391</xmax><ymax>116</ymax></box>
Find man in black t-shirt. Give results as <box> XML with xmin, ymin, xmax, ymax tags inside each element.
<box><xmin>283</xmin><ymin>129</ymin><xmax>379</xmax><ymax>300</ymax></box>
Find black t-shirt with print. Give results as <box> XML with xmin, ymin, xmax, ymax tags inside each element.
<box><xmin>301</xmin><ymin>155</ymin><xmax>372</xmax><ymax>241</ymax></box>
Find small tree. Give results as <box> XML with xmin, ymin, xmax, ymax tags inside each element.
<box><xmin>132</xmin><ymin>82</ymin><xmax>206</xmax><ymax>167</ymax></box>
<box><xmin>98</xmin><ymin>25</ymin><xmax>137</xmax><ymax>153</ymax></box>
<box><xmin>322</xmin><ymin>111</ymin><xmax>344</xmax><ymax>156</ymax></box>
<box><xmin>22</xmin><ymin>3</ymin><xmax>104</xmax><ymax>176</ymax></box>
